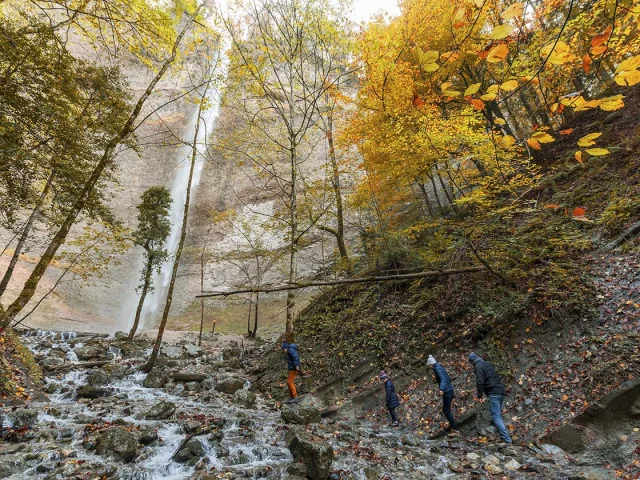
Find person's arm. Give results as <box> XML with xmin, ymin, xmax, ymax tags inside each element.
<box><xmin>437</xmin><ymin>366</ymin><xmax>446</xmax><ymax>391</ymax></box>
<box><xmin>292</xmin><ymin>349</ymin><xmax>301</xmax><ymax>370</ymax></box>
<box><xmin>475</xmin><ymin>364</ymin><xmax>485</xmax><ymax>398</ymax></box>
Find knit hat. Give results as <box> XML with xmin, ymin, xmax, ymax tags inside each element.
<box><xmin>281</xmin><ymin>342</ymin><xmax>289</xmax><ymax>350</ymax></box>
<box><xmin>379</xmin><ymin>370</ymin><xmax>388</xmax><ymax>379</ymax></box>
<box><xmin>468</xmin><ymin>352</ymin><xmax>481</xmax><ymax>363</ymax></box>
<box><xmin>427</xmin><ymin>355</ymin><xmax>437</xmax><ymax>366</ymax></box>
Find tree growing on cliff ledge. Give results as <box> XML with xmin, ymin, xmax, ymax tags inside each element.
<box><xmin>128</xmin><ymin>187</ymin><xmax>172</xmax><ymax>339</ymax></box>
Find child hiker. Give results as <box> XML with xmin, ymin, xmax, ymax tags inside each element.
<box><xmin>379</xmin><ymin>370</ymin><xmax>400</xmax><ymax>427</ymax></box>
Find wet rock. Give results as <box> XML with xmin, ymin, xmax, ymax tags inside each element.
<box><xmin>75</xmin><ymin>344</ymin><xmax>107</xmax><ymax>361</ymax></box>
<box><xmin>281</xmin><ymin>403</ymin><xmax>321</xmax><ymax>425</ymax></box>
<box><xmin>6</xmin><ymin>409</ymin><xmax>38</xmax><ymax>428</ymax></box>
<box><xmin>208</xmin><ymin>428</ymin><xmax>224</xmax><ymax>443</ymax></box>
<box><xmin>223</xmin><ymin>347</ymin><xmax>242</xmax><ymax>360</ymax></box>
<box><xmin>363</xmin><ymin>466</ymin><xmax>381</xmax><ymax>479</ymax></box>
<box><xmin>287</xmin><ymin>462</ymin><xmax>307</xmax><ymax>477</ymax></box>
<box><xmin>41</xmin><ymin>356</ymin><xmax>64</xmax><ymax>369</ymax></box>
<box><xmin>114</xmin><ymin>331</ymin><xmax>128</xmax><ymax>339</ymax></box>
<box><xmin>504</xmin><ymin>458</ymin><xmax>522</xmax><ymax>471</ymax></box>
<box><xmin>173</xmin><ymin>384</ymin><xmax>185</xmax><ymax>395</ymax></box>
<box><xmin>201</xmin><ymin>378</ymin><xmax>215</xmax><ymax>391</ymax></box>
<box><xmin>286</xmin><ymin>427</ymin><xmax>334</xmax><ymax>480</ymax></box>
<box><xmin>142</xmin><ymin>400</ymin><xmax>176</xmax><ymax>420</ymax></box>
<box><xmin>216</xmin><ymin>378</ymin><xmax>245</xmax><ymax>394</ymax></box>
<box><xmin>138</xmin><ymin>425</ymin><xmax>158</xmax><ymax>445</ymax></box>
<box><xmin>143</xmin><ymin>370</ymin><xmax>167</xmax><ymax>389</ymax></box>
<box><xmin>233</xmin><ymin>389</ymin><xmax>256</xmax><ymax>409</ymax></box>
<box><xmin>35</xmin><ymin>463</ymin><xmax>54</xmax><ymax>473</ymax></box>
<box><xmin>161</xmin><ymin>346</ymin><xmax>183</xmax><ymax>359</ymax></box>
<box><xmin>485</xmin><ymin>464</ymin><xmax>503</xmax><ymax>475</ymax></box>
<box><xmin>448</xmin><ymin>461</ymin><xmax>465</xmax><ymax>473</ymax></box>
<box><xmin>77</xmin><ymin>385</ymin><xmax>110</xmax><ymax>399</ymax></box>
<box><xmin>45</xmin><ymin>383</ymin><xmax>61</xmax><ymax>394</ymax></box>
<box><xmin>172</xmin><ymin>372</ymin><xmax>207</xmax><ymax>382</ymax></box>
<box><xmin>185</xmin><ymin>381</ymin><xmax>201</xmax><ymax>392</ymax></box>
<box><xmin>174</xmin><ymin>438</ymin><xmax>206</xmax><ymax>464</ymax></box>
<box><xmin>87</xmin><ymin>369</ymin><xmax>110</xmax><ymax>386</ymax></box>
<box><xmin>184</xmin><ymin>344</ymin><xmax>202</xmax><ymax>357</ymax></box>
<box><xmin>95</xmin><ymin>427</ymin><xmax>138</xmax><ymax>463</ymax></box>
<box><xmin>524</xmin><ymin>397</ymin><xmax>534</xmax><ymax>406</ymax></box>
<box><xmin>48</xmin><ymin>348</ymin><xmax>68</xmax><ymax>359</ymax></box>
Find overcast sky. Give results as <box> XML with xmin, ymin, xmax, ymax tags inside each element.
<box><xmin>350</xmin><ymin>0</ymin><xmax>400</xmax><ymax>23</ymax></box>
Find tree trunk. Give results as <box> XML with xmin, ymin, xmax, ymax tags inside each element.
<box><xmin>142</xmin><ymin>75</ymin><xmax>209</xmax><ymax>372</ymax></box>
<box><xmin>0</xmin><ymin>10</ymin><xmax>198</xmax><ymax>329</ymax></box>
<box><xmin>128</xmin><ymin>252</ymin><xmax>153</xmax><ymax>339</ymax></box>
<box><xmin>416</xmin><ymin>181</ymin><xmax>435</xmax><ymax>218</ymax></box>
<box><xmin>198</xmin><ymin>244</ymin><xmax>205</xmax><ymax>346</ymax></box>
<box><xmin>285</xmin><ymin>141</ymin><xmax>297</xmax><ymax>343</ymax></box>
<box><xmin>246</xmin><ymin>293</ymin><xmax>252</xmax><ymax>336</ymax></box>
<box><xmin>251</xmin><ymin>291</ymin><xmax>259</xmax><ymax>337</ymax></box>
<box><xmin>326</xmin><ymin>109</ymin><xmax>349</xmax><ymax>263</ymax></box>
<box><xmin>0</xmin><ymin>171</ymin><xmax>53</xmax><ymax>299</ymax></box>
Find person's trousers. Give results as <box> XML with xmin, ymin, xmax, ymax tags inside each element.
<box><xmin>442</xmin><ymin>391</ymin><xmax>457</xmax><ymax>430</ymax></box>
<box><xmin>287</xmin><ymin>370</ymin><xmax>298</xmax><ymax>398</ymax></box>
<box><xmin>488</xmin><ymin>393</ymin><xmax>512</xmax><ymax>443</ymax></box>
<box><xmin>387</xmin><ymin>407</ymin><xmax>398</xmax><ymax>423</ymax></box>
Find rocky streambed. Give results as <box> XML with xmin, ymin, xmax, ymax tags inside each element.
<box><xmin>0</xmin><ymin>330</ymin><xmax>619</xmax><ymax>479</ymax></box>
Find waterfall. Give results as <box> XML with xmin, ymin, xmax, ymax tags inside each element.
<box><xmin>122</xmin><ymin>46</ymin><xmax>227</xmax><ymax>333</ymax></box>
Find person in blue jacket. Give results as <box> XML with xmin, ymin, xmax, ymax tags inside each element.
<box><xmin>379</xmin><ymin>370</ymin><xmax>400</xmax><ymax>426</ymax></box>
<box><xmin>427</xmin><ymin>355</ymin><xmax>459</xmax><ymax>434</ymax></box>
<box><xmin>282</xmin><ymin>342</ymin><xmax>301</xmax><ymax>399</ymax></box>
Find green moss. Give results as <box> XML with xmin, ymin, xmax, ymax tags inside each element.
<box><xmin>0</xmin><ymin>329</ymin><xmax>42</xmax><ymax>399</ymax></box>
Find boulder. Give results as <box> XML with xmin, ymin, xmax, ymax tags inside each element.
<box><xmin>114</xmin><ymin>331</ymin><xmax>129</xmax><ymax>339</ymax></box>
<box><xmin>161</xmin><ymin>346</ymin><xmax>183</xmax><ymax>359</ymax></box>
<box><xmin>95</xmin><ymin>427</ymin><xmax>138</xmax><ymax>462</ymax></box>
<box><xmin>48</xmin><ymin>348</ymin><xmax>68</xmax><ymax>359</ymax></box>
<box><xmin>87</xmin><ymin>370</ymin><xmax>110</xmax><ymax>386</ymax></box>
<box><xmin>184</xmin><ymin>344</ymin><xmax>202</xmax><ymax>357</ymax></box>
<box><xmin>41</xmin><ymin>356</ymin><xmax>64</xmax><ymax>369</ymax></box>
<box><xmin>174</xmin><ymin>437</ymin><xmax>206</xmax><ymax>464</ymax></box>
<box><xmin>143</xmin><ymin>370</ymin><xmax>167</xmax><ymax>389</ymax></box>
<box><xmin>138</xmin><ymin>425</ymin><xmax>159</xmax><ymax>445</ymax></box>
<box><xmin>142</xmin><ymin>401</ymin><xmax>176</xmax><ymax>420</ymax></box>
<box><xmin>286</xmin><ymin>427</ymin><xmax>334</xmax><ymax>480</ymax></box>
<box><xmin>77</xmin><ymin>385</ymin><xmax>110</xmax><ymax>399</ymax></box>
<box><xmin>281</xmin><ymin>403</ymin><xmax>321</xmax><ymax>425</ymax></box>
<box><xmin>233</xmin><ymin>389</ymin><xmax>257</xmax><ymax>409</ymax></box>
<box><xmin>6</xmin><ymin>409</ymin><xmax>38</xmax><ymax>428</ymax></box>
<box><xmin>185</xmin><ymin>381</ymin><xmax>201</xmax><ymax>392</ymax></box>
<box><xmin>216</xmin><ymin>378</ymin><xmax>245</xmax><ymax>394</ymax></box>
<box><xmin>504</xmin><ymin>459</ymin><xmax>522</xmax><ymax>471</ymax></box>
<box><xmin>75</xmin><ymin>344</ymin><xmax>108</xmax><ymax>361</ymax></box>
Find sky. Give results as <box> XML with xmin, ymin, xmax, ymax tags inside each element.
<box><xmin>350</xmin><ymin>0</ymin><xmax>400</xmax><ymax>23</ymax></box>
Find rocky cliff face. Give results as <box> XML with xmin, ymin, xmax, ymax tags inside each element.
<box><xmin>0</xmin><ymin>46</ymin><xmax>338</xmax><ymax>334</ymax></box>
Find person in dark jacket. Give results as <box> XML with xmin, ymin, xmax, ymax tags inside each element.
<box><xmin>282</xmin><ymin>342</ymin><xmax>301</xmax><ymax>399</ymax></box>
<box><xmin>379</xmin><ymin>370</ymin><xmax>400</xmax><ymax>426</ymax></box>
<box><xmin>427</xmin><ymin>355</ymin><xmax>458</xmax><ymax>434</ymax></box>
<box><xmin>468</xmin><ymin>352</ymin><xmax>512</xmax><ymax>444</ymax></box>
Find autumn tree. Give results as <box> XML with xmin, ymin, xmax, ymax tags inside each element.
<box><xmin>223</xmin><ymin>0</ymin><xmax>353</xmax><ymax>340</ymax></box>
<box><xmin>128</xmin><ymin>187</ymin><xmax>172</xmax><ymax>339</ymax></box>
<box><xmin>0</xmin><ymin>4</ymin><xmax>205</xmax><ymax>328</ymax></box>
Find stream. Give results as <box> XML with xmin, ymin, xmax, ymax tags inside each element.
<box><xmin>0</xmin><ymin>330</ymin><xmax>607</xmax><ymax>480</ymax></box>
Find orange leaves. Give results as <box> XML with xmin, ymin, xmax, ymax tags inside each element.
<box><xmin>470</xmin><ymin>98</ymin><xmax>485</xmax><ymax>110</ymax></box>
<box><xmin>559</xmin><ymin>128</ymin><xmax>573</xmax><ymax>135</ymax></box>
<box><xmin>541</xmin><ymin>41</ymin><xmax>576</xmax><ymax>65</ymax></box>
<box><xmin>577</xmin><ymin>132</ymin><xmax>602</xmax><ymax>147</ymax></box>
<box><xmin>412</xmin><ymin>93</ymin><xmax>425</xmax><ymax>107</ymax></box>
<box><xmin>582</xmin><ymin>54</ymin><xmax>592</xmax><ymax>73</ymax></box>
<box><xmin>572</xmin><ymin>207</ymin><xmax>586</xmax><ymax>217</ymax></box>
<box><xmin>575</xmin><ymin>151</ymin><xmax>583</xmax><ymax>165</ymax></box>
<box><xmin>527</xmin><ymin>138</ymin><xmax>541</xmax><ymax>150</ymax></box>
<box><xmin>591</xmin><ymin>26</ymin><xmax>612</xmax><ymax>48</ymax></box>
<box><xmin>486</xmin><ymin>43</ymin><xmax>509</xmax><ymax>63</ymax></box>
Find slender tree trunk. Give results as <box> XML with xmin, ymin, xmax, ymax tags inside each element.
<box><xmin>211</xmin><ymin>318</ymin><xmax>216</xmax><ymax>334</ymax></box>
<box><xmin>246</xmin><ymin>293</ymin><xmax>252</xmax><ymax>335</ymax></box>
<box><xmin>428</xmin><ymin>173</ymin><xmax>444</xmax><ymax>213</ymax></box>
<box><xmin>198</xmin><ymin>244</ymin><xmax>205</xmax><ymax>346</ymax></box>
<box><xmin>143</xmin><ymin>76</ymin><xmax>209</xmax><ymax>372</ymax></box>
<box><xmin>0</xmin><ymin>171</ymin><xmax>54</xmax><ymax>299</ymax></box>
<box><xmin>252</xmin><ymin>291</ymin><xmax>259</xmax><ymax>337</ymax></box>
<box><xmin>129</xmin><ymin>253</ymin><xmax>153</xmax><ymax>339</ymax></box>
<box><xmin>326</xmin><ymin>110</ymin><xmax>349</xmax><ymax>263</ymax></box>
<box><xmin>285</xmin><ymin>140</ymin><xmax>297</xmax><ymax>343</ymax></box>
<box><xmin>416</xmin><ymin>181</ymin><xmax>435</xmax><ymax>218</ymax></box>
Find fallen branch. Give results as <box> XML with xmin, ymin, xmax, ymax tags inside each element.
<box><xmin>606</xmin><ymin>220</ymin><xmax>640</xmax><ymax>250</ymax></box>
<box><xmin>44</xmin><ymin>360</ymin><xmax>111</xmax><ymax>371</ymax></box>
<box><xmin>195</xmin><ymin>266</ymin><xmax>487</xmax><ymax>298</ymax></box>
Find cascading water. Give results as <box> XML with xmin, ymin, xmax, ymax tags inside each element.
<box><xmin>121</xmin><ymin>49</ymin><xmax>227</xmax><ymax>334</ymax></box>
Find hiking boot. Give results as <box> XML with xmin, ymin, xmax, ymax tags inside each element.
<box><xmin>447</xmin><ymin>429</ymin><xmax>461</xmax><ymax>437</ymax></box>
<box><xmin>390</xmin><ymin>421</ymin><xmax>400</xmax><ymax>427</ymax></box>
<box><xmin>283</xmin><ymin>397</ymin><xmax>300</xmax><ymax>405</ymax></box>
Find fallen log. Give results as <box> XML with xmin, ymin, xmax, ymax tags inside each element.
<box><xmin>196</xmin><ymin>266</ymin><xmax>487</xmax><ymax>299</ymax></box>
<box><xmin>171</xmin><ymin>372</ymin><xmax>207</xmax><ymax>382</ymax></box>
